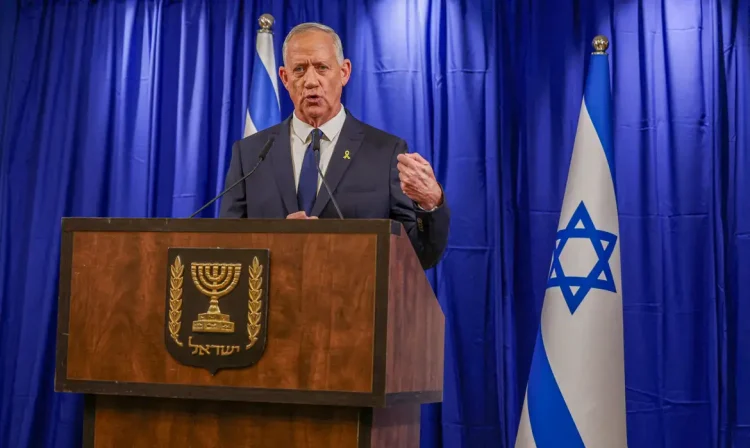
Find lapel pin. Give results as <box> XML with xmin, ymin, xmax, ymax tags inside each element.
<box><xmin>343</xmin><ymin>150</ymin><xmax>351</xmax><ymax>160</ymax></box>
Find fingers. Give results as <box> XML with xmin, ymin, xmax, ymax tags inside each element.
<box><xmin>397</xmin><ymin>154</ymin><xmax>434</xmax><ymax>183</ymax></box>
<box><xmin>401</xmin><ymin>180</ymin><xmax>417</xmax><ymax>194</ymax></box>
<box><xmin>398</xmin><ymin>164</ymin><xmax>431</xmax><ymax>184</ymax></box>
<box><xmin>396</xmin><ymin>153</ymin><xmax>421</xmax><ymax>170</ymax></box>
<box><xmin>396</xmin><ymin>152</ymin><xmax>442</xmax><ymax>210</ymax></box>
<box><xmin>398</xmin><ymin>153</ymin><xmax>438</xmax><ymax>207</ymax></box>
<box><xmin>287</xmin><ymin>211</ymin><xmax>320</xmax><ymax>219</ymax></box>
<box><xmin>397</xmin><ymin>165</ymin><xmax>421</xmax><ymax>184</ymax></box>
<box><xmin>397</xmin><ymin>152</ymin><xmax>429</xmax><ymax>166</ymax></box>
<box><xmin>410</xmin><ymin>152</ymin><xmax>429</xmax><ymax>165</ymax></box>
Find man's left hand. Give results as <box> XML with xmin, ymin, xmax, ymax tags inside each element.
<box><xmin>397</xmin><ymin>153</ymin><xmax>443</xmax><ymax>210</ymax></box>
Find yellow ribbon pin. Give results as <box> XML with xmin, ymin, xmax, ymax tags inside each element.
<box><xmin>343</xmin><ymin>150</ymin><xmax>351</xmax><ymax>160</ymax></box>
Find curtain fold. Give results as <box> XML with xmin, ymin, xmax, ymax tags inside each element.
<box><xmin>0</xmin><ymin>0</ymin><xmax>748</xmax><ymax>447</ymax></box>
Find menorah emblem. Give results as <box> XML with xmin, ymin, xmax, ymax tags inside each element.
<box><xmin>190</xmin><ymin>262</ymin><xmax>242</xmax><ymax>334</ymax></box>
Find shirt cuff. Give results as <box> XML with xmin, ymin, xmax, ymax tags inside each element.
<box><xmin>416</xmin><ymin>202</ymin><xmax>439</xmax><ymax>212</ymax></box>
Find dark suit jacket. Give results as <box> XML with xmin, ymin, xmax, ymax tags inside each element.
<box><xmin>219</xmin><ymin>110</ymin><xmax>450</xmax><ymax>269</ymax></box>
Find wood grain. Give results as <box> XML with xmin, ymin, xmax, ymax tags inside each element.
<box><xmin>65</xmin><ymin>231</ymin><xmax>376</xmax><ymax>393</ymax></box>
<box><xmin>370</xmin><ymin>404</ymin><xmax>421</xmax><ymax>448</ymax></box>
<box><xmin>385</xmin><ymin>233</ymin><xmax>445</xmax><ymax>396</ymax></box>
<box><xmin>90</xmin><ymin>395</ymin><xmax>361</xmax><ymax>448</ymax></box>
<box><xmin>58</xmin><ymin>219</ymin><xmax>443</xmax><ymax>447</ymax></box>
<box><xmin>88</xmin><ymin>396</ymin><xmax>421</xmax><ymax>448</ymax></box>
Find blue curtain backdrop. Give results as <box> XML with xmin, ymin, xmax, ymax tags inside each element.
<box><xmin>0</xmin><ymin>0</ymin><xmax>748</xmax><ymax>447</ymax></box>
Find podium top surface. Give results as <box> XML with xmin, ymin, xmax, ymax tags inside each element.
<box><xmin>61</xmin><ymin>217</ymin><xmax>403</xmax><ymax>236</ymax></box>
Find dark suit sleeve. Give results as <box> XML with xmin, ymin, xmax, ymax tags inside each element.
<box><xmin>389</xmin><ymin>139</ymin><xmax>451</xmax><ymax>269</ymax></box>
<box><xmin>218</xmin><ymin>141</ymin><xmax>247</xmax><ymax>218</ymax></box>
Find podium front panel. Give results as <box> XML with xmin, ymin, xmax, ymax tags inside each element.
<box><xmin>57</xmin><ymin>222</ymin><xmax>382</xmax><ymax>404</ymax></box>
<box><xmin>55</xmin><ymin>218</ymin><xmax>444</xmax><ymax>408</ymax></box>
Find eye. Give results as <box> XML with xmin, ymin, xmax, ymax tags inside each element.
<box><xmin>317</xmin><ymin>64</ymin><xmax>329</xmax><ymax>71</ymax></box>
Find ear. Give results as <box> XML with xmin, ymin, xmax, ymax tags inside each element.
<box><xmin>340</xmin><ymin>59</ymin><xmax>352</xmax><ymax>87</ymax></box>
<box><xmin>279</xmin><ymin>66</ymin><xmax>290</xmax><ymax>90</ymax></box>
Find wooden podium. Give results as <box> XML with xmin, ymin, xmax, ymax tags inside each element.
<box><xmin>54</xmin><ymin>218</ymin><xmax>444</xmax><ymax>447</ymax></box>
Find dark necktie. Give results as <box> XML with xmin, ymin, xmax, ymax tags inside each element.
<box><xmin>297</xmin><ymin>128</ymin><xmax>322</xmax><ymax>215</ymax></box>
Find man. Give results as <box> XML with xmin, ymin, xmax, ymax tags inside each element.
<box><xmin>219</xmin><ymin>22</ymin><xmax>450</xmax><ymax>269</ymax></box>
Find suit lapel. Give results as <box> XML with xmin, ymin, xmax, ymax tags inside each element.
<box><xmin>268</xmin><ymin>116</ymin><xmax>299</xmax><ymax>215</ymax></box>
<box><xmin>311</xmin><ymin>112</ymin><xmax>365</xmax><ymax>217</ymax></box>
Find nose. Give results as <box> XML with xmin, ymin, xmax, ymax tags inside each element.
<box><xmin>302</xmin><ymin>67</ymin><xmax>319</xmax><ymax>88</ymax></box>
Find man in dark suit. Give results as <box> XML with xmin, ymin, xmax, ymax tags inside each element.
<box><xmin>219</xmin><ymin>22</ymin><xmax>450</xmax><ymax>269</ymax></box>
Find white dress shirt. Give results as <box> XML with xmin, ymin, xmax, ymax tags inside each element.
<box><xmin>290</xmin><ymin>105</ymin><xmax>346</xmax><ymax>192</ymax></box>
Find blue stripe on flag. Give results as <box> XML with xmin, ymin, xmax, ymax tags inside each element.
<box><xmin>248</xmin><ymin>50</ymin><xmax>279</xmax><ymax>133</ymax></box>
<box><xmin>583</xmin><ymin>54</ymin><xmax>614</xmax><ymax>177</ymax></box>
<box><xmin>527</xmin><ymin>330</ymin><xmax>585</xmax><ymax>448</ymax></box>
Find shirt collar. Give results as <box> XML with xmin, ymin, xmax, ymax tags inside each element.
<box><xmin>292</xmin><ymin>105</ymin><xmax>346</xmax><ymax>143</ymax></box>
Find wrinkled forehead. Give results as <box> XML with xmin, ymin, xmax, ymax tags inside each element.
<box><xmin>284</xmin><ymin>30</ymin><xmax>338</xmax><ymax>64</ymax></box>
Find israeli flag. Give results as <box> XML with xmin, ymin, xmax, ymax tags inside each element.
<box><xmin>515</xmin><ymin>37</ymin><xmax>627</xmax><ymax>448</ymax></box>
<box><xmin>245</xmin><ymin>14</ymin><xmax>280</xmax><ymax>137</ymax></box>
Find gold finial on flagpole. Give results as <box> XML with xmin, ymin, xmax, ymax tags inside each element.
<box><xmin>259</xmin><ymin>14</ymin><xmax>274</xmax><ymax>33</ymax></box>
<box><xmin>592</xmin><ymin>35</ymin><xmax>609</xmax><ymax>54</ymax></box>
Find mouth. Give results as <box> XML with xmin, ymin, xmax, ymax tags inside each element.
<box><xmin>304</xmin><ymin>94</ymin><xmax>322</xmax><ymax>103</ymax></box>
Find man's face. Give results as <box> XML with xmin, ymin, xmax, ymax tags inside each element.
<box><xmin>279</xmin><ymin>30</ymin><xmax>351</xmax><ymax>126</ymax></box>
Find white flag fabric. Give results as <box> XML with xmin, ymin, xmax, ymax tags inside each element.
<box><xmin>245</xmin><ymin>21</ymin><xmax>280</xmax><ymax>137</ymax></box>
<box><xmin>514</xmin><ymin>46</ymin><xmax>628</xmax><ymax>448</ymax></box>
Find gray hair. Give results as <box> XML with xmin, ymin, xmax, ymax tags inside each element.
<box><xmin>282</xmin><ymin>22</ymin><xmax>345</xmax><ymax>66</ymax></box>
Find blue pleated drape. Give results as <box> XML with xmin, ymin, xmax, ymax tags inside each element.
<box><xmin>1</xmin><ymin>1</ymin><xmax>749</xmax><ymax>447</ymax></box>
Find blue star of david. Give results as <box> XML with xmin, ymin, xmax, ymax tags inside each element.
<box><xmin>547</xmin><ymin>201</ymin><xmax>617</xmax><ymax>314</ymax></box>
